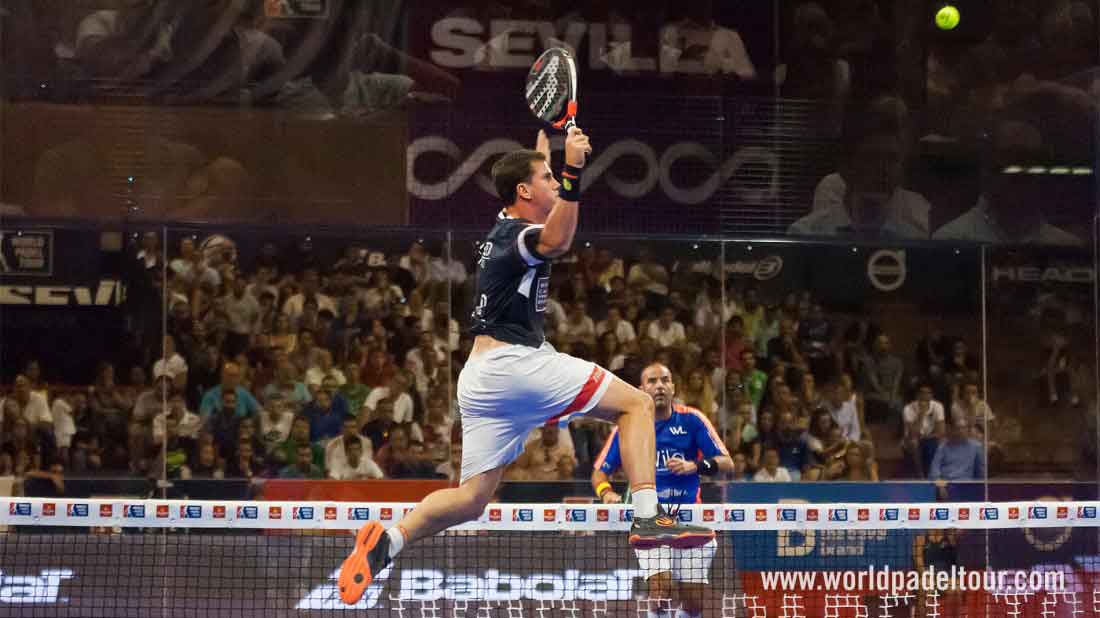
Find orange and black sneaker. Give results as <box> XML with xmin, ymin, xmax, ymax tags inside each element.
<box><xmin>628</xmin><ymin>505</ymin><xmax>714</xmax><ymax>550</ymax></box>
<box><xmin>338</xmin><ymin>522</ymin><xmax>392</xmax><ymax>605</ymax></box>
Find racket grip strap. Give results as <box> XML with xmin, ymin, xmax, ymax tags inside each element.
<box><xmin>559</xmin><ymin>165</ymin><xmax>583</xmax><ymax>201</ymax></box>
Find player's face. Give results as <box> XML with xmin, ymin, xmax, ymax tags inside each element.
<box><xmin>522</xmin><ymin>161</ymin><xmax>560</xmax><ymax>221</ymax></box>
<box><xmin>640</xmin><ymin>365</ymin><xmax>675</xmax><ymax>410</ymax></box>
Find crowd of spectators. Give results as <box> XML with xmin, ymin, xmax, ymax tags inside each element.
<box><xmin>1</xmin><ymin>232</ymin><xmax>997</xmax><ymax>493</ymax></box>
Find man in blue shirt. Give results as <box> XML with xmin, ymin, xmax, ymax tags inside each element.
<box><xmin>199</xmin><ymin>361</ymin><xmax>261</xmax><ymax>419</ymax></box>
<box><xmin>929</xmin><ymin>417</ymin><xmax>985</xmax><ymax>481</ymax></box>
<box><xmin>592</xmin><ymin>363</ymin><xmax>733</xmax><ymax>618</ymax></box>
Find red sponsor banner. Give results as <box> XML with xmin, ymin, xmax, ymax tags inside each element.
<box><xmin>260</xmin><ymin>480</ymin><xmax>451</xmax><ymax>503</ymax></box>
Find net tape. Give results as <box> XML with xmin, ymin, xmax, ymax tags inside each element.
<box><xmin>2</xmin><ymin>498</ymin><xmax>1096</xmax><ymax>531</ymax></box>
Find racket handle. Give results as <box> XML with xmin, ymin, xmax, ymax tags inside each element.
<box><xmin>564</xmin><ymin>117</ymin><xmax>577</xmax><ymax>131</ymax></box>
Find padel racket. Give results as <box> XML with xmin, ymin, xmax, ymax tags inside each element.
<box><xmin>525</xmin><ymin>47</ymin><xmax>578</xmax><ymax>131</ymax></box>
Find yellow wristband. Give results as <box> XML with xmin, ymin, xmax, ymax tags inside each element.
<box><xmin>595</xmin><ymin>481</ymin><xmax>611</xmax><ymax>498</ymax></box>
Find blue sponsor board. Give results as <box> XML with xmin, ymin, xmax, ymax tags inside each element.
<box><xmin>724</xmin><ymin>482</ymin><xmax>937</xmax><ymax>504</ymax></box>
<box><xmin>983</xmin><ymin>483</ymin><xmax>1099</xmax><ymax>569</ymax></box>
<box><xmin>733</xmin><ymin>529</ymin><xmax>915</xmax><ymax>571</ymax></box>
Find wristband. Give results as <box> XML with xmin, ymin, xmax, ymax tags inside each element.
<box><xmin>559</xmin><ymin>165</ymin><xmax>583</xmax><ymax>202</ymax></box>
<box><xmin>595</xmin><ymin>481</ymin><xmax>612</xmax><ymax>498</ymax></box>
<box><xmin>698</xmin><ymin>458</ymin><xmax>719</xmax><ymax>477</ymax></box>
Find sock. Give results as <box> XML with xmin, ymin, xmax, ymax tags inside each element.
<box><xmin>386</xmin><ymin>526</ymin><xmax>406</xmax><ymax>559</ymax></box>
<box><xmin>633</xmin><ymin>488</ymin><xmax>658</xmax><ymax>519</ymax></box>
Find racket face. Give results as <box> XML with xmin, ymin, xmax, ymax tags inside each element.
<box><xmin>525</xmin><ymin>48</ymin><xmax>577</xmax><ymax>127</ymax></box>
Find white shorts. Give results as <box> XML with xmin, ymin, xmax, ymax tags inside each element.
<box><xmin>457</xmin><ymin>342</ymin><xmax>613</xmax><ymax>483</ymax></box>
<box><xmin>635</xmin><ymin>539</ymin><xmax>718</xmax><ymax>584</ymax></box>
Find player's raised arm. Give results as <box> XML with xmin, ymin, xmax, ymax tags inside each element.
<box><xmin>536</xmin><ymin>126</ymin><xmax>590</xmax><ymax>258</ymax></box>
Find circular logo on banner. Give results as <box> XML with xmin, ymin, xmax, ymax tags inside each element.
<box><xmin>867</xmin><ymin>250</ymin><xmax>906</xmax><ymax>291</ymax></box>
<box><xmin>754</xmin><ymin>256</ymin><xmax>784</xmax><ymax>281</ymax></box>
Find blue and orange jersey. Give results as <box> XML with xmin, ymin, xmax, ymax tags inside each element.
<box><xmin>594</xmin><ymin>403</ymin><xmax>729</xmax><ymax>504</ymax></box>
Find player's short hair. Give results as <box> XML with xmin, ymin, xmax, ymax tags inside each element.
<box><xmin>492</xmin><ymin>150</ymin><xmax>547</xmax><ymax>205</ymax></box>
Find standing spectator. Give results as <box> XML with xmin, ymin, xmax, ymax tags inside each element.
<box><xmin>206</xmin><ymin>390</ymin><xmax>242</xmax><ymax>459</ymax></box>
<box><xmin>223</xmin><ymin>275</ymin><xmax>262</xmax><ymax>357</ymax></box>
<box><xmin>929</xmin><ymin>418</ymin><xmax>986</xmax><ymax>481</ymax></box>
<box><xmin>903</xmin><ymin>384</ymin><xmax>946</xmax><ymax>478</ymax></box>
<box><xmin>199</xmin><ymin>362</ymin><xmax>261</xmax><ymax>419</ymax></box>
<box><xmin>647</xmin><ymin>307</ymin><xmax>687</xmax><ymax>349</ymax></box>
<box><xmin>860</xmin><ymin>334</ymin><xmax>904</xmax><ymax>423</ymax></box>
<box><xmin>776</xmin><ymin>3</ymin><xmax>850</xmax><ymax>129</ymax></box>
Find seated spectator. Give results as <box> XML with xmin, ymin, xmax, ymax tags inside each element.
<box><xmin>647</xmin><ymin>307</ymin><xmax>687</xmax><ymax>349</ymax></box>
<box><xmin>824</xmin><ymin>380</ymin><xmax>862</xmax><ymax>442</ymax></box>
<box><xmin>362</xmin><ymin>372</ymin><xmax>420</xmax><ymax>440</ymax></box>
<box><xmin>328</xmin><ymin>436</ymin><xmax>385</xmax><ymax>480</ymax></box>
<box><xmin>362</xmin><ymin>269</ymin><xmax>405</xmax><ymax>318</ymax></box>
<box><xmin>265</xmin><ymin>314</ymin><xmax>299</xmax><ymax>354</ymax></box>
<box><xmin>723</xmin><ymin>316</ymin><xmax>751</xmax><ymax>373</ymax></box>
<box><xmin>325</xmin><ymin>417</ymin><xmax>373</xmax><ymax>473</ymax></box>
<box><xmin>290</xmin><ymin>330</ymin><xmax>322</xmax><ymax>375</ymax></box>
<box><xmin>776</xmin><ymin>3</ymin><xmax>850</xmax><ymax>125</ymax></box>
<box><xmin>775</xmin><ymin>410</ymin><xmax>811</xmax><ymax>480</ymax></box>
<box><xmin>362</xmin><ymin>349</ymin><xmax>398</xmax><ymax>388</ymax></box>
<box><xmin>739</xmin><ymin>349</ymin><xmax>768</xmax><ymax>414</ymax></box>
<box><xmin>595</xmin><ymin>332</ymin><xmax>628</xmax><ymax>374</ymax></box>
<box><xmin>339</xmin><ymin>362</ymin><xmax>371</xmax><ymax>417</ymax></box>
<box><xmin>596</xmin><ymin>306</ymin><xmax>637</xmax><ymax>346</ymax></box>
<box><xmin>207</xmin><ymin>390</ymin><xmax>242</xmax><ymax>459</ymax></box>
<box><xmin>833</xmin><ymin>442</ymin><xmax>879</xmax><ymax>481</ymax></box>
<box><xmin>767</xmin><ymin>319</ymin><xmax>807</xmax><ymax>372</ymax></box>
<box><xmin>803</xmin><ymin>410</ymin><xmax>848</xmax><ymax>467</ymax></box>
<box><xmin>658</xmin><ymin>4</ymin><xmax>757</xmax><ymax>79</ymax></box>
<box><xmin>305</xmin><ymin>349</ymin><xmax>346</xmax><ymax>394</ymax></box>
<box><xmin>152</xmin><ymin>394</ymin><xmax>201</xmax><ymax>443</ymax></box>
<box><xmin>303</xmin><ymin>391</ymin><xmax>345</xmax><ymax>443</ymax></box>
<box><xmin>798</xmin><ymin>304</ymin><xmax>833</xmax><ymax>376</ymax></box>
<box><xmin>933</xmin><ymin>120</ymin><xmax>1082</xmax><ymax>245</ymax></box>
<box><xmin>283</xmin><ymin>268</ymin><xmax>337</xmax><ymax>325</ymax></box>
<box><xmin>903</xmin><ymin>384</ymin><xmax>947</xmax><ymax>478</ymax></box>
<box><xmin>199</xmin><ymin>362</ymin><xmax>261</xmax><ymax>419</ymax></box>
<box><xmin>507</xmin><ymin>426</ymin><xmax>578</xmax><ymax>481</ymax></box>
<box><xmin>226</xmin><ymin>439</ymin><xmax>267</xmax><ymax>480</ymax></box>
<box><xmin>790</xmin><ymin>97</ymin><xmax>929</xmax><ymax>239</ymax></box>
<box><xmin>374</xmin><ymin>425</ymin><xmax>437</xmax><ymax>478</ymax></box>
<box><xmin>2</xmin><ymin>374</ymin><xmax>52</xmax><ymax>434</ymax></box>
<box><xmin>730</xmin><ymin>452</ymin><xmax>752</xmax><ymax>481</ymax></box>
<box><xmin>952</xmin><ymin>382</ymin><xmax>995</xmax><ymax>440</ymax></box>
<box><xmin>929</xmin><ymin>418</ymin><xmax>986</xmax><ymax>481</ymax></box>
<box><xmin>679</xmin><ymin>368</ymin><xmax>718</xmax><ymax>422</ymax></box>
<box><xmin>274</xmin><ymin>416</ymin><xmax>325</xmax><ymax>470</ymax></box>
<box><xmin>262</xmin><ymin>359</ymin><xmax>312</xmax><ymax>409</ymax></box>
<box><xmin>190</xmin><ymin>442</ymin><xmax>225</xmax><ymax>480</ymax></box>
<box><xmin>558</xmin><ymin>301</ymin><xmax>597</xmax><ymax>349</ymax></box>
<box><xmin>279</xmin><ymin>444</ymin><xmax>325</xmax><ymax>479</ymax></box>
<box><xmin>724</xmin><ymin>401</ymin><xmax>758</xmax><ymax>455</ymax></box>
<box><xmin>259</xmin><ymin>394</ymin><xmax>295</xmax><ymax>453</ymax></box>
<box><xmin>753</xmin><ymin>447</ymin><xmax>792</xmax><ymax>482</ymax></box>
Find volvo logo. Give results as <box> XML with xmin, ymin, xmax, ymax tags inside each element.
<box><xmin>867</xmin><ymin>250</ymin><xmax>906</xmax><ymax>291</ymax></box>
<box><xmin>407</xmin><ymin>137</ymin><xmax>779</xmax><ymax>205</ymax></box>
